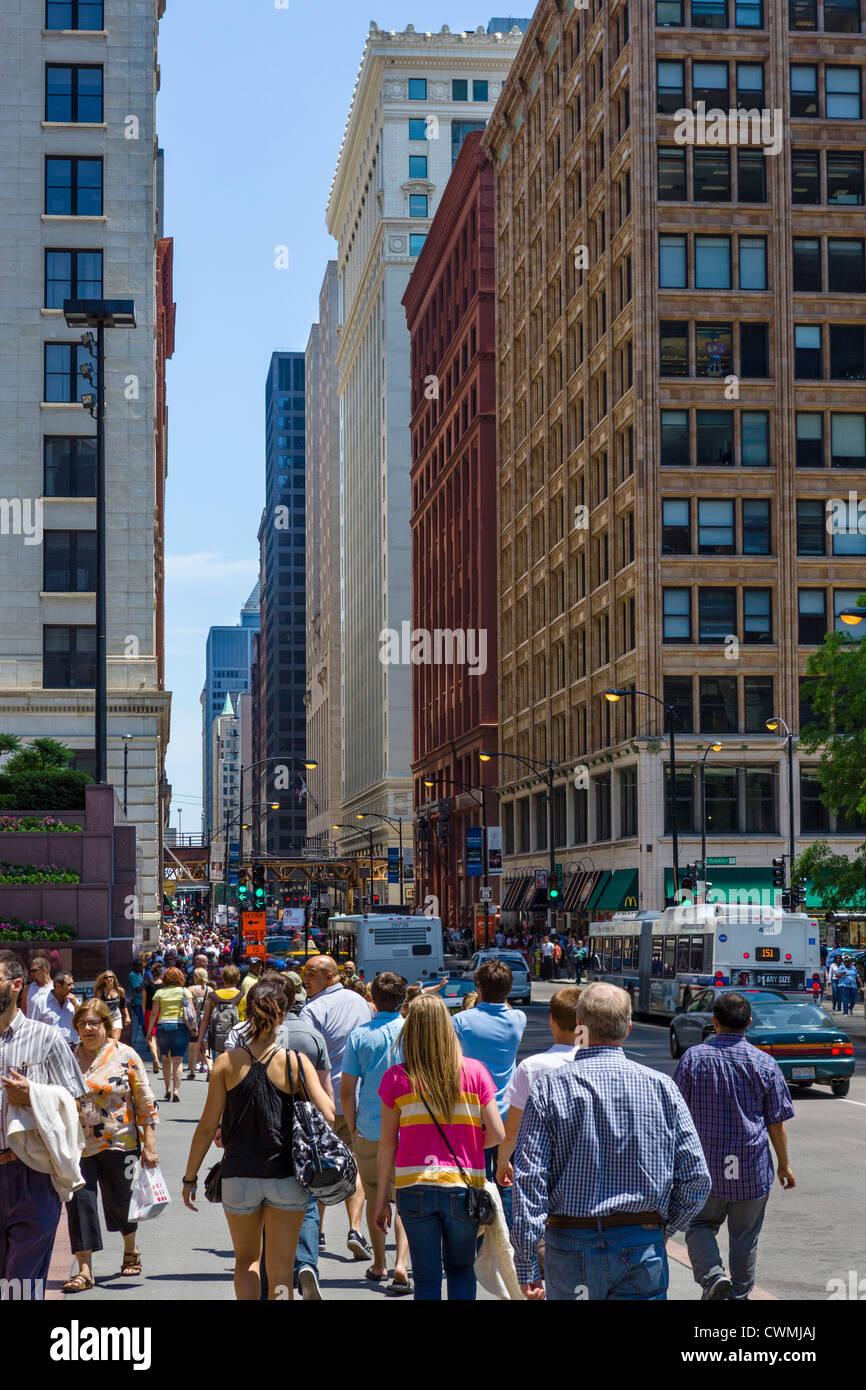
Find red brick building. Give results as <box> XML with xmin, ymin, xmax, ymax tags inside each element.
<box><xmin>403</xmin><ymin>131</ymin><xmax>500</xmax><ymax>937</ymax></box>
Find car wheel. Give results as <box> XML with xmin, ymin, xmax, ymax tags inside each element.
<box><xmin>831</xmin><ymin>1079</ymin><xmax>851</xmax><ymax>1098</ymax></box>
<box><xmin>669</xmin><ymin>1027</ymin><xmax>683</xmax><ymax>1059</ymax></box>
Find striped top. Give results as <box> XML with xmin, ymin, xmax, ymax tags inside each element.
<box><xmin>0</xmin><ymin>1011</ymin><xmax>87</xmax><ymax>1148</ymax></box>
<box><xmin>378</xmin><ymin>1058</ymin><xmax>496</xmax><ymax>1190</ymax></box>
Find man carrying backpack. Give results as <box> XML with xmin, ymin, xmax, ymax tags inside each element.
<box><xmin>196</xmin><ymin>963</ymin><xmax>243</xmax><ymax>1065</ymax></box>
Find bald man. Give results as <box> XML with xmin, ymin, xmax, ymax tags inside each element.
<box><xmin>301</xmin><ymin>956</ymin><xmax>373</xmax><ymax>1260</ymax></box>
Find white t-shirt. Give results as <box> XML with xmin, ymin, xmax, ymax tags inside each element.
<box><xmin>26</xmin><ymin>981</ymin><xmax>51</xmax><ymax>1014</ymax></box>
<box><xmin>828</xmin><ymin>960</ymin><xmax>844</xmax><ymax>981</ymax></box>
<box><xmin>502</xmin><ymin>1043</ymin><xmax>577</xmax><ymax>1111</ymax></box>
<box><xmin>541</xmin><ymin>940</ymin><xmax>555</xmax><ymax>958</ymax></box>
<box><xmin>30</xmin><ymin>990</ymin><xmax>78</xmax><ymax>1044</ymax></box>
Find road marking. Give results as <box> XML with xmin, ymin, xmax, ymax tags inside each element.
<box><xmin>839</xmin><ymin>1097</ymin><xmax>866</xmax><ymax>1108</ymax></box>
<box><xmin>666</xmin><ymin>1238</ymin><xmax>777</xmax><ymax>1300</ymax></box>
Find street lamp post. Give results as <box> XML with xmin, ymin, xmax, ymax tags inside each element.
<box><xmin>605</xmin><ymin>688</ymin><xmax>681</xmax><ymax>902</ymax></box>
<box><xmin>766</xmin><ymin>717</ymin><xmax>796</xmax><ymax>882</ymax></box>
<box><xmin>356</xmin><ymin>812</ymin><xmax>409</xmax><ymax>909</ymax></box>
<box><xmin>697</xmin><ymin>743</ymin><xmax>724</xmax><ymax>903</ymax></box>
<box><xmin>62</xmin><ymin>300</ymin><xmax>136</xmax><ymax>786</ymax></box>
<box><xmin>479</xmin><ymin>750</ymin><xmax>558</xmax><ymax>941</ymax></box>
<box><xmin>333</xmin><ymin>823</ymin><xmax>376</xmax><ymax>914</ymax></box>
<box><xmin>121</xmin><ymin>734</ymin><xmax>132</xmax><ymax>817</ymax></box>
<box><xmin>239</xmin><ymin>755</ymin><xmax>317</xmax><ymax>864</ymax></box>
<box><xmin>423</xmin><ymin>773</ymin><xmax>490</xmax><ymax>946</ymax></box>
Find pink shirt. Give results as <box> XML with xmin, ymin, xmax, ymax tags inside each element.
<box><xmin>379</xmin><ymin>1058</ymin><xmax>496</xmax><ymax>1190</ymax></box>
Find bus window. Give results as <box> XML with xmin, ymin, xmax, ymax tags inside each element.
<box><xmin>690</xmin><ymin>937</ymin><xmax>706</xmax><ymax>973</ymax></box>
<box><xmin>651</xmin><ymin>940</ymin><xmax>663</xmax><ymax>977</ymax></box>
<box><xmin>663</xmin><ymin>936</ymin><xmax>677</xmax><ymax>979</ymax></box>
<box><xmin>602</xmin><ymin>936</ymin><xmax>613</xmax><ymax>971</ymax></box>
<box><xmin>621</xmin><ymin>936</ymin><xmax>634</xmax><ymax>971</ymax></box>
<box><xmin>676</xmin><ymin>937</ymin><xmax>691</xmax><ymax>973</ymax></box>
<box><xmin>612</xmin><ymin>936</ymin><xmax>623</xmax><ymax>970</ymax></box>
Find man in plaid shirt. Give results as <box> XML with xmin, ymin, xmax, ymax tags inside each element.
<box><xmin>674</xmin><ymin>990</ymin><xmax>796</xmax><ymax>1301</ymax></box>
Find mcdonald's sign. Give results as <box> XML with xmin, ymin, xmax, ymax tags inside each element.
<box><xmin>624</xmin><ymin>895</ymin><xmax>638</xmax><ymax>908</ymax></box>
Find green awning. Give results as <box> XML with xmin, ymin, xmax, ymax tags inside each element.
<box><xmin>585</xmin><ymin>871</ymin><xmax>611</xmax><ymax>911</ymax></box>
<box><xmin>594</xmin><ymin>869</ymin><xmax>640</xmax><ymax>912</ymax></box>
<box><xmin>664</xmin><ymin>867</ymin><xmax>774</xmax><ymax>905</ymax></box>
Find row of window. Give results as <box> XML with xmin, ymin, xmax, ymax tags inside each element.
<box><xmin>661</xmin><ymin>409</ymin><xmax>865</xmax><ymax>469</ymax></box>
<box><xmin>664</xmin><ymin>674</ymin><xmax>774</xmax><ymax>734</ymax></box>
<box><xmin>663</xmin><ymin>585</ymin><xmax>865</xmax><ymax>643</ymax></box>
<box><xmin>662</xmin><ymin>497</ymin><xmax>773</xmax><ymax>554</ymax></box>
<box><xmin>660</xmin><ymin>233</ymin><xmax>866</xmax><ymax>293</ymax></box>
<box><xmin>657</xmin><ymin>0</ymin><xmax>860</xmax><ymax>29</ymax></box>
<box><xmin>406</xmin><ymin>78</ymin><xmax>489</xmax><ymax>103</ymax></box>
<box><xmin>659</xmin><ymin>147</ymin><xmax>863</xmax><ymax>206</ymax></box>
<box><xmin>659</xmin><ymin>319</ymin><xmax>866</xmax><ymax>381</ymax></box>
<box><xmin>657</xmin><ymin>60</ymin><xmax>862</xmax><ymax>120</ymax></box>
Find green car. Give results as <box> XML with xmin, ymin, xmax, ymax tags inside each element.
<box><xmin>743</xmin><ymin>1001</ymin><xmax>855</xmax><ymax>1098</ymax></box>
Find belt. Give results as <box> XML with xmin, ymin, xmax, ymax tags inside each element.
<box><xmin>547</xmin><ymin>1211</ymin><xmax>663</xmax><ymax>1231</ymax></box>
<box><xmin>0</xmin><ymin>1149</ymin><xmax>17</xmax><ymax>1166</ymax></box>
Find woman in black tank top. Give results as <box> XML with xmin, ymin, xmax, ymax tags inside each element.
<box><xmin>182</xmin><ymin>975</ymin><xmax>335</xmax><ymax>1300</ymax></box>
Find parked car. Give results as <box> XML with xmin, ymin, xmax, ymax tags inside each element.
<box><xmin>440</xmin><ymin>977</ymin><xmax>480</xmax><ymax>1014</ymax></box>
<box><xmin>747</xmin><ymin>1001</ymin><xmax>854</xmax><ymax>1097</ymax></box>
<box><xmin>669</xmin><ymin>986</ymin><xmax>788</xmax><ymax>1058</ymax></box>
<box><xmin>463</xmin><ymin>949</ymin><xmax>532</xmax><ymax>1005</ymax></box>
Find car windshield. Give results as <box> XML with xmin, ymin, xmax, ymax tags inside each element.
<box><xmin>749</xmin><ymin>1004</ymin><xmax>833</xmax><ymax>1030</ymax></box>
<box><xmin>497</xmin><ymin>954</ymin><xmax>528</xmax><ymax>969</ymax></box>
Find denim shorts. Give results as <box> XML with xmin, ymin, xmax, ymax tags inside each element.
<box><xmin>156</xmin><ymin>1021</ymin><xmax>189</xmax><ymax>1057</ymax></box>
<box><xmin>221</xmin><ymin>1174</ymin><xmax>310</xmax><ymax>1216</ymax></box>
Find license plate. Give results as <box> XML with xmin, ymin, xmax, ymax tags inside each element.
<box><xmin>791</xmin><ymin>1066</ymin><xmax>815</xmax><ymax>1080</ymax></box>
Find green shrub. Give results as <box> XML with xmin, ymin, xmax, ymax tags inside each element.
<box><xmin>0</xmin><ymin>769</ymin><xmax>90</xmax><ymax>811</ymax></box>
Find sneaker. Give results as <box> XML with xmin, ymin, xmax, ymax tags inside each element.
<box><xmin>702</xmin><ymin>1273</ymin><xmax>733</xmax><ymax>1301</ymax></box>
<box><xmin>347</xmin><ymin>1228</ymin><xmax>373</xmax><ymax>1261</ymax></box>
<box><xmin>297</xmin><ymin>1266</ymin><xmax>322</xmax><ymax>1301</ymax></box>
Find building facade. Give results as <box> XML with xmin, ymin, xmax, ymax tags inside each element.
<box><xmin>404</xmin><ymin>131</ymin><xmax>500</xmax><ymax>934</ymax></box>
<box><xmin>326</xmin><ymin>19</ymin><xmax>528</xmax><ymax>876</ymax></box>
<box><xmin>0</xmin><ymin>0</ymin><xmax>173</xmax><ymax>946</ymax></box>
<box><xmin>201</xmin><ymin>586</ymin><xmax>259</xmax><ymax>839</ymax></box>
<box><xmin>210</xmin><ymin>692</ymin><xmax>240</xmax><ymax>853</ymax></box>
<box><xmin>484</xmin><ymin>0</ymin><xmax>866</xmax><ymax>925</ymax></box>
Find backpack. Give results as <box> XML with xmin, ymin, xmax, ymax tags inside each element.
<box><xmin>210</xmin><ymin>992</ymin><xmax>240</xmax><ymax>1054</ymax></box>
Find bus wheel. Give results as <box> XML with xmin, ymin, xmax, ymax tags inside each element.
<box><xmin>831</xmin><ymin>1079</ymin><xmax>850</xmax><ymax>1098</ymax></box>
<box><xmin>669</xmin><ymin>1027</ymin><xmax>683</xmax><ymax>1059</ymax></box>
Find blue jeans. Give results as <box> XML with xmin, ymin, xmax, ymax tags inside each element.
<box><xmin>396</xmin><ymin>1186</ymin><xmax>479</xmax><ymax>1300</ymax></box>
<box><xmin>831</xmin><ymin>981</ymin><xmax>842</xmax><ymax>1009</ymax></box>
<box><xmin>840</xmin><ymin>985</ymin><xmax>857</xmax><ymax>1016</ymax></box>
<box><xmin>544</xmin><ymin>1223</ymin><xmax>669</xmax><ymax>1301</ymax></box>
<box><xmin>294</xmin><ymin>1194</ymin><xmax>320</xmax><ymax>1279</ymax></box>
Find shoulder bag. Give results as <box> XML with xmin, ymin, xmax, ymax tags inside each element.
<box><xmin>203</xmin><ymin>1046</ymin><xmax>276</xmax><ymax>1203</ymax></box>
<box><xmin>418</xmin><ymin>1093</ymin><xmax>496</xmax><ymax>1226</ymax></box>
<box><xmin>182</xmin><ymin>988</ymin><xmax>198</xmax><ymax>1038</ymax></box>
<box><xmin>290</xmin><ymin>1051</ymin><xmax>358</xmax><ymax>1206</ymax></box>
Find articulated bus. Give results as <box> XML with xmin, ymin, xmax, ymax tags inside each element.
<box><xmin>588</xmin><ymin>904</ymin><xmax>821</xmax><ymax>1017</ymax></box>
<box><xmin>327</xmin><ymin>913</ymin><xmax>446</xmax><ymax>986</ymax></box>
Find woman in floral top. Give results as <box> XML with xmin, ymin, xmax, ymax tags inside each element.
<box><xmin>62</xmin><ymin>997</ymin><xmax>159</xmax><ymax>1295</ymax></box>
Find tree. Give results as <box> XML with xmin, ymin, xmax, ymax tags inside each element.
<box><xmin>4</xmin><ymin>738</ymin><xmax>73</xmax><ymax>775</ymax></box>
<box><xmin>792</xmin><ymin>841</ymin><xmax>866</xmax><ymax>913</ymax></box>
<box><xmin>799</xmin><ymin>595</ymin><xmax>866</xmax><ymax>824</ymax></box>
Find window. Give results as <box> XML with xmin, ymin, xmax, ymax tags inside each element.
<box><xmin>831</xmin><ymin>413</ymin><xmax>866</xmax><ymax>467</ymax></box>
<box><xmin>620</xmin><ymin>767</ymin><xmax>638</xmax><ymax>839</ymax></box>
<box><xmin>661</xmin><ymin>409</ymin><xmax>690</xmax><ymax>466</ymax></box>
<box><xmin>739</xmin><ymin>322</ymin><xmax>769</xmax><ymax>377</ymax></box>
<box><xmin>409</xmin><ymin>118</ymin><xmax>428</xmax><ymax>139</ymax></box>
<box><xmin>793</xmin><ymin>238</ymin><xmax>822</xmax><ymax>291</ymax></box>
<box><xmin>664</xmin><ymin>588</ymin><xmax>691</xmax><ymax>641</ymax></box>
<box><xmin>46</xmin><ymin>1</ymin><xmax>104</xmax><ymax>27</ymax></box>
<box><xmin>44</xmin><ymin>342</ymin><xmax>93</xmax><ymax>403</ymax></box>
<box><xmin>737</xmin><ymin>149</ymin><xmax>766</xmax><ymax>201</ymax></box>
<box><xmin>693</xmin><ymin>62</ymin><xmax>729</xmax><ymax>107</ymax></box>
<box><xmin>739</xmin><ymin>236</ymin><xmax>766</xmax><ymax>290</ymax></box>
<box><xmin>698</xmin><ymin>499</ymin><xmax>735</xmax><ymax>553</ymax></box>
<box><xmin>789</xmin><ymin>0</ymin><xmax>817</xmax><ymax>24</ymax></box>
<box><xmin>594</xmin><ymin>774</ymin><xmax>612</xmax><ymax>841</ymax></box>
<box><xmin>696</xmin><ymin>235</ymin><xmax>731</xmax><ymax>288</ymax></box>
<box><xmin>796</xmin><ymin>412</ymin><xmax>824</xmax><ymax>467</ymax></box>
<box><xmin>451</xmin><ymin>120</ymin><xmax>486</xmax><ymax>167</ymax></box>
<box><xmin>828</xmin><ymin>239</ymin><xmax>866</xmax><ymax>293</ymax></box>
<box><xmin>826</xmin><ymin>68</ymin><xmax>862</xmax><ymax>119</ymax></box>
<box><xmin>43</xmin><ymin>625</ymin><xmax>95</xmax><ymax>688</ymax></box>
<box><xmin>699</xmin><ymin>587</ymin><xmax>735</xmax><ymax>641</ymax></box>
<box><xmin>409</xmin><ymin>194</ymin><xmax>428</xmax><ymax>218</ymax></box>
<box><xmin>790</xmin><ymin>66</ymin><xmax>818</xmax><ymax>117</ymax></box>
<box><xmin>831</xmin><ymin>497</ymin><xmax>866</xmax><ymax>555</ymax></box>
<box><xmin>797</xmin><ymin>499</ymin><xmax>826</xmax><ymax>554</ymax></box>
<box><xmin>408</xmin><ymin>155</ymin><xmax>428</xmax><ymax>178</ymax></box>
<box><xmin>744</xmin><ymin>587</ymin><xmax>772</xmax><ymax>642</ymax></box>
<box><xmin>827</xmin><ymin>152</ymin><xmax>864</xmax><ymax>206</ymax></box>
<box><xmin>409</xmin><ymin>233</ymin><xmax>426</xmax><ymax>256</ymax></box>
<box><xmin>45</xmin><ymin>65</ymin><xmax>103</xmax><ymax>122</ymax></box>
<box><xmin>694</xmin><ymin>148</ymin><xmax>731</xmax><ymax>201</ymax></box>
<box><xmin>657</xmin><ymin>61</ymin><xmax>684</xmax><ymax>112</ymax></box>
<box><xmin>743</xmin><ymin>499</ymin><xmax>771</xmax><ymax>553</ymax></box>
<box><xmin>744</xmin><ymin>676</ymin><xmax>773</xmax><ymax>732</ymax></box>
<box><xmin>692</xmin><ymin>0</ymin><xmax>728</xmax><ymax>24</ymax></box>
<box><xmin>835</xmin><ymin>588</ymin><xmax>866</xmax><ymax>635</ymax></box>
<box><xmin>45</xmin><ymin>157</ymin><xmax>102</xmax><ymax>215</ymax></box>
<box><xmin>657</xmin><ymin>0</ymin><xmax>684</xmax><ymax>21</ymax></box>
<box><xmin>700</xmin><ymin>677</ymin><xmax>738</xmax><ymax>732</ymax></box>
<box><xmin>473</xmin><ymin>80</ymin><xmax>489</xmax><ymax>102</ymax></box>
<box><xmin>830</xmin><ymin>324</ymin><xmax>866</xmax><ymax>379</ymax></box>
<box><xmin>697</xmin><ymin>410</ymin><xmax>733</xmax><ymax>467</ymax></box>
<box><xmin>44</xmin><ymin>437</ymin><xmax>96</xmax><ymax>497</ymax></box>
<box><xmin>659</xmin><ymin>234</ymin><xmax>687</xmax><ymax>287</ymax></box>
<box><xmin>658</xmin><ymin>147</ymin><xmax>686</xmax><ymax>200</ymax></box>
<box><xmin>660</xmin><ymin>321</ymin><xmax>689</xmax><ymax>376</ymax></box>
<box><xmin>737</xmin><ymin>63</ymin><xmax>765</xmax><ymax>105</ymax></box>
<box><xmin>662</xmin><ymin>499</ymin><xmax>691</xmax><ymax>553</ymax></box>
<box><xmin>825</xmin><ymin>0</ymin><xmax>861</xmax><ymax>29</ymax></box>
<box><xmin>43</xmin><ymin>530</ymin><xmax>96</xmax><ymax>591</ymax></box>
<box><xmin>792</xmin><ymin>149</ymin><xmax>821</xmax><ymax>203</ymax></box>
<box><xmin>795</xmin><ymin>324</ymin><xmax>822</xmax><ymax>378</ymax></box>
<box><xmin>798</xmin><ymin>589</ymin><xmax>826</xmax><ymax>643</ymax></box>
<box><xmin>665</xmin><ymin>676</ymin><xmax>694</xmax><ymax>731</ymax></box>
<box><xmin>736</xmin><ymin>0</ymin><xmax>763</xmax><ymax>24</ymax></box>
<box><xmin>742</xmin><ymin>411</ymin><xmax>770</xmax><ymax>466</ymax></box>
<box><xmin>44</xmin><ymin>249</ymin><xmax>102</xmax><ymax>308</ymax></box>
<box><xmin>696</xmin><ymin>323</ymin><xmax>732</xmax><ymax>377</ymax></box>
<box><xmin>408</xmin><ymin>79</ymin><xmax>427</xmax><ymax>101</ymax></box>
<box><xmin>452</xmin><ymin>79</ymin><xmax>468</xmax><ymax>101</ymax></box>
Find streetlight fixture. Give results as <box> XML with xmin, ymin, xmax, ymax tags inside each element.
<box><xmin>356</xmin><ymin>811</ymin><xmax>409</xmax><ymax>909</ymax></box>
<box><xmin>766</xmin><ymin>716</ymin><xmax>797</xmax><ymax>883</ymax></box>
<box><xmin>332</xmin><ymin>822</ymin><xmax>376</xmax><ymax>914</ymax></box>
<box><xmin>696</xmin><ymin>743</ymin><xmax>723</xmax><ymax>902</ymax></box>
<box><xmin>121</xmin><ymin>733</ymin><xmax>133</xmax><ymax>817</ymax></box>
<box><xmin>478</xmin><ymin>749</ymin><xmax>560</xmax><ymax>939</ymax></box>
<box><xmin>423</xmin><ymin>772</ymin><xmax>491</xmax><ymax>946</ymax></box>
<box><xmin>63</xmin><ymin>298</ymin><xmax>136</xmax><ymax>786</ymax></box>
<box><xmin>238</xmin><ymin>755</ymin><xmax>317</xmax><ymax>860</ymax></box>
<box><xmin>604</xmin><ymin>688</ymin><xmax>681</xmax><ymax>901</ymax></box>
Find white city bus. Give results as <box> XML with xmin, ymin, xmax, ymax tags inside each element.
<box><xmin>327</xmin><ymin>913</ymin><xmax>446</xmax><ymax>986</ymax></box>
<box><xmin>588</xmin><ymin>903</ymin><xmax>821</xmax><ymax>1016</ymax></box>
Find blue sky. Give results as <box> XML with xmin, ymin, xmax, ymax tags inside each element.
<box><xmin>159</xmin><ymin>4</ymin><xmax>527</xmax><ymax>831</ymax></box>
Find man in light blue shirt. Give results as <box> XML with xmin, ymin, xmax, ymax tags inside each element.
<box><xmin>340</xmin><ymin>971</ymin><xmax>411</xmax><ymax>1291</ymax></box>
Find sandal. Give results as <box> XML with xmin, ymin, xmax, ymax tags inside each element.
<box><xmin>364</xmin><ymin>1267</ymin><xmax>387</xmax><ymax>1282</ymax></box>
<box><xmin>385</xmin><ymin>1274</ymin><xmax>413</xmax><ymax>1297</ymax></box>
<box><xmin>62</xmin><ymin>1273</ymin><xmax>94</xmax><ymax>1294</ymax></box>
<box><xmin>121</xmin><ymin>1250</ymin><xmax>142</xmax><ymax>1276</ymax></box>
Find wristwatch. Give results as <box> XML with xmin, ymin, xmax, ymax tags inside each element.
<box><xmin>182</xmin><ymin>1176</ymin><xmax>197</xmax><ymax>1186</ymax></box>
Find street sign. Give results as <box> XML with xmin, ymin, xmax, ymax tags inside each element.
<box><xmin>487</xmin><ymin>826</ymin><xmax>503</xmax><ymax>875</ymax></box>
<box><xmin>479</xmin><ymin>886</ymin><xmax>493</xmax><ymax>903</ymax></box>
<box><xmin>706</xmin><ymin>856</ymin><xmax>736</xmax><ymax>866</ymax></box>
<box><xmin>387</xmin><ymin>846</ymin><xmax>400</xmax><ymax>884</ymax></box>
<box><xmin>241</xmin><ymin>910</ymin><xmax>267</xmax><ymax>949</ymax></box>
<box><xmin>466</xmin><ymin>826</ymin><xmax>483</xmax><ymax>877</ymax></box>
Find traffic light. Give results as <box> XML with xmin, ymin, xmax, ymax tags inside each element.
<box><xmin>549</xmin><ymin>867</ymin><xmax>562</xmax><ymax>902</ymax></box>
<box><xmin>252</xmin><ymin>862</ymin><xmax>266</xmax><ymax>906</ymax></box>
<box><xmin>772</xmin><ymin>857</ymin><xmax>786</xmax><ymax>889</ymax></box>
<box><xmin>238</xmin><ymin>869</ymin><xmax>249</xmax><ymax>904</ymax></box>
<box><xmin>680</xmin><ymin>863</ymin><xmax>695</xmax><ymax>892</ymax></box>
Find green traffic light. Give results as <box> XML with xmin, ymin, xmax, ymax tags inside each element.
<box><xmin>549</xmin><ymin>887</ymin><xmax>559</xmax><ymax>899</ymax></box>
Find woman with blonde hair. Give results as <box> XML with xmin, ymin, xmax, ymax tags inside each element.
<box><xmin>187</xmin><ymin>967</ymin><xmax>212</xmax><ymax>1081</ymax></box>
<box><xmin>375</xmin><ymin>993</ymin><xmax>503</xmax><ymax>1301</ymax></box>
<box><xmin>94</xmin><ymin>970</ymin><xmax>130</xmax><ymax>1042</ymax></box>
<box><xmin>148</xmin><ymin>966</ymin><xmax>191</xmax><ymax>1102</ymax></box>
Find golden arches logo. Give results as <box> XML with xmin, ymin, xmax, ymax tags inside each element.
<box><xmin>624</xmin><ymin>896</ymin><xmax>638</xmax><ymax>908</ymax></box>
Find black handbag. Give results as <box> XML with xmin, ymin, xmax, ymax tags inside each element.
<box><xmin>418</xmin><ymin>1094</ymin><xmax>497</xmax><ymax>1226</ymax></box>
<box><xmin>203</xmin><ymin>1045</ymin><xmax>277</xmax><ymax>1204</ymax></box>
<box><xmin>290</xmin><ymin>1052</ymin><xmax>358</xmax><ymax>1205</ymax></box>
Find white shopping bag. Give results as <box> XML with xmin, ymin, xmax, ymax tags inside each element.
<box><xmin>128</xmin><ymin>1162</ymin><xmax>172</xmax><ymax>1222</ymax></box>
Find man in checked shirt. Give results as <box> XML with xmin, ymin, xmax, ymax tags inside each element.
<box><xmin>674</xmin><ymin>990</ymin><xmax>796</xmax><ymax>1301</ymax></box>
<box><xmin>512</xmin><ymin>983</ymin><xmax>711</xmax><ymax>1301</ymax></box>
<box><xmin>0</xmin><ymin>950</ymin><xmax>87</xmax><ymax>1299</ymax></box>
